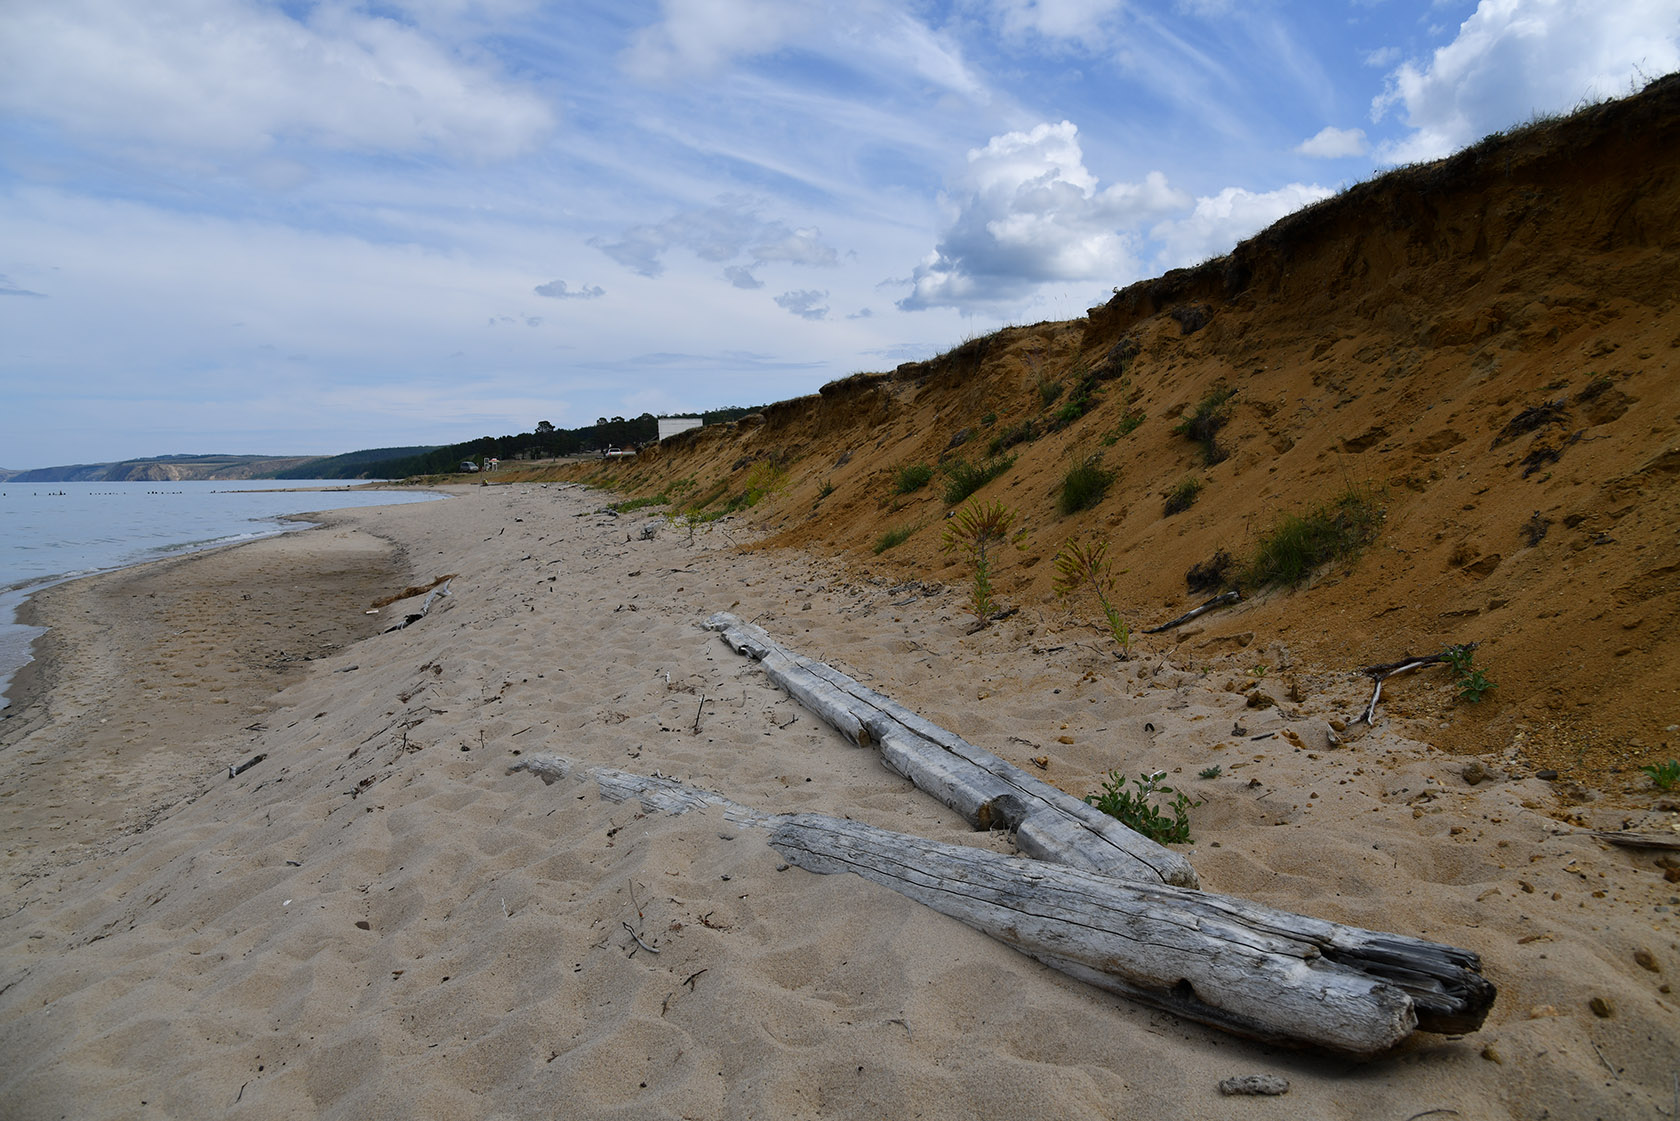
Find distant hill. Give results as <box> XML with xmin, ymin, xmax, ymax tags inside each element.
<box><xmin>0</xmin><ymin>453</ymin><xmax>324</xmax><ymax>483</ymax></box>
<box><xmin>269</xmin><ymin>447</ymin><xmax>440</xmax><ymax>480</ymax></box>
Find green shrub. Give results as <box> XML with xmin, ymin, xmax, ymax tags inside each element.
<box><xmin>943</xmin><ymin>455</ymin><xmax>1015</xmax><ymax>505</ymax></box>
<box><xmin>1037</xmin><ymin>376</ymin><xmax>1064</xmax><ymax>409</ymax></box>
<box><xmin>609</xmin><ymin>493</ymin><xmax>669</xmax><ymax>513</ymax></box>
<box><xmin>988</xmin><ymin>419</ymin><xmax>1038</xmax><ymax>456</ymax></box>
<box><xmin>1173</xmin><ymin>386</ymin><xmax>1235</xmax><ymax>465</ymax></box>
<box><xmin>894</xmin><ymin>462</ymin><xmax>934</xmax><ymax>494</ymax></box>
<box><xmin>1101</xmin><ymin>409</ymin><xmax>1145</xmax><ymax>446</ymax></box>
<box><xmin>1058</xmin><ymin>458</ymin><xmax>1114</xmax><ymax>515</ymax></box>
<box><xmin>1441</xmin><ymin>644</ymin><xmax>1496</xmax><ymax>703</ymax></box>
<box><xmin>874</xmin><ymin>523</ymin><xmax>917</xmax><ymax>554</ymax></box>
<box><xmin>1641</xmin><ymin>759</ymin><xmax>1680</xmax><ymax>790</ymax></box>
<box><xmin>1051</xmin><ymin>366</ymin><xmax>1100</xmax><ymax>429</ymax></box>
<box><xmin>1084</xmin><ymin>771</ymin><xmax>1201</xmax><ymax>844</ymax></box>
<box><xmin>1243</xmin><ymin>486</ymin><xmax>1383</xmax><ymax>588</ymax></box>
<box><xmin>723</xmin><ymin>462</ymin><xmax>786</xmax><ymax>512</ymax></box>
<box><xmin>1198</xmin><ymin>765</ymin><xmax>1222</xmax><ymax>779</ymax></box>
<box><xmin>1163</xmin><ymin>477</ymin><xmax>1202</xmax><ymax>516</ymax></box>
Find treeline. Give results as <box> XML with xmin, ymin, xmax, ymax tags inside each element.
<box><xmin>274</xmin><ymin>406</ymin><xmax>764</xmax><ymax>480</ymax></box>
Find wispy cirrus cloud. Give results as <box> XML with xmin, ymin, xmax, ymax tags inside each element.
<box><xmin>0</xmin><ymin>0</ymin><xmax>554</xmax><ymax>161</ymax></box>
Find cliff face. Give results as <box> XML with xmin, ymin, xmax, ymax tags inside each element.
<box><xmin>561</xmin><ymin>75</ymin><xmax>1680</xmax><ymax>792</ymax></box>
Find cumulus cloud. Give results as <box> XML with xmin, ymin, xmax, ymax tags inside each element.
<box><xmin>1151</xmin><ymin>182</ymin><xmax>1333</xmax><ymax>270</ymax></box>
<box><xmin>534</xmin><ymin>280</ymin><xmax>605</xmax><ymax>299</ymax></box>
<box><xmin>1295</xmin><ymin>125</ymin><xmax>1369</xmax><ymax>158</ymax></box>
<box><xmin>1372</xmin><ymin>0</ymin><xmax>1680</xmax><ymax>163</ymax></box>
<box><xmin>899</xmin><ymin>120</ymin><xmax>1188</xmax><ymax>312</ymax></box>
<box><xmin>0</xmin><ymin>0</ymin><xmax>553</xmax><ymax>160</ymax></box>
<box><xmin>592</xmin><ymin>196</ymin><xmax>839</xmax><ymax>280</ymax></box>
<box><xmin>774</xmin><ymin>289</ymin><xmax>829</xmax><ymax>320</ymax></box>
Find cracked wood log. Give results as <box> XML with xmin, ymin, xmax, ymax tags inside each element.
<box><xmin>703</xmin><ymin>612</ymin><xmax>1198</xmax><ymax>889</ymax></box>
<box><xmin>509</xmin><ymin>755</ymin><xmax>1495</xmax><ymax>1057</ymax></box>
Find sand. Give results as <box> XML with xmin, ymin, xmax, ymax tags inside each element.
<box><xmin>1</xmin><ymin>484</ymin><xmax>1675</xmax><ymax>1120</ymax></box>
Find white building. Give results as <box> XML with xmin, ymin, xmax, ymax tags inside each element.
<box><xmin>657</xmin><ymin>417</ymin><xmax>703</xmax><ymax>441</ymax></box>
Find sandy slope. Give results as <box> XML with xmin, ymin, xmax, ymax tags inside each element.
<box><xmin>557</xmin><ymin>75</ymin><xmax>1680</xmax><ymax>795</ymax></box>
<box><xmin>1</xmin><ymin>484</ymin><xmax>1674</xmax><ymax>1120</ymax></box>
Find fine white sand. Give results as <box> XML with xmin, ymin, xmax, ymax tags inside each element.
<box><xmin>1</xmin><ymin>483</ymin><xmax>1674</xmax><ymax>1119</ymax></box>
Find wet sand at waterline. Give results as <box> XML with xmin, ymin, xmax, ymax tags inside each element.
<box><xmin>1</xmin><ymin>484</ymin><xmax>1673</xmax><ymax>1119</ymax></box>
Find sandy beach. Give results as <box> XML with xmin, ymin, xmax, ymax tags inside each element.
<box><xmin>1</xmin><ymin>483</ymin><xmax>1674</xmax><ymax>1120</ymax></box>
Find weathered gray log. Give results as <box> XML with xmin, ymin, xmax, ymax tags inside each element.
<box><xmin>508</xmin><ymin>757</ymin><xmax>1495</xmax><ymax>1057</ymax></box>
<box><xmin>1143</xmin><ymin>590</ymin><xmax>1242</xmax><ymax>634</ymax></box>
<box><xmin>704</xmin><ymin>612</ymin><xmax>1199</xmax><ymax>889</ymax></box>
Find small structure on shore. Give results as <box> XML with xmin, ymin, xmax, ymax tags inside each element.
<box><xmin>657</xmin><ymin>417</ymin><xmax>703</xmax><ymax>441</ymax></box>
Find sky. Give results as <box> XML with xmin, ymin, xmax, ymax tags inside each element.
<box><xmin>1</xmin><ymin>0</ymin><xmax>1676</xmax><ymax>468</ymax></box>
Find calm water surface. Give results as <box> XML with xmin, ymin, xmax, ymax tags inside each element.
<box><xmin>0</xmin><ymin>480</ymin><xmax>442</xmax><ymax>706</ymax></box>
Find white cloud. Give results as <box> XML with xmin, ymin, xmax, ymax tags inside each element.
<box><xmin>899</xmin><ymin>121</ymin><xmax>1188</xmax><ymax>312</ymax></box>
<box><xmin>622</xmin><ymin>0</ymin><xmax>819</xmax><ymax>78</ymax></box>
<box><xmin>990</xmin><ymin>0</ymin><xmax>1125</xmax><ymax>44</ymax></box>
<box><xmin>592</xmin><ymin>197</ymin><xmax>839</xmax><ymax>279</ymax></box>
<box><xmin>774</xmin><ymin>289</ymin><xmax>830</xmax><ymax>320</ymax></box>
<box><xmin>534</xmin><ymin>280</ymin><xmax>605</xmax><ymax>299</ymax></box>
<box><xmin>1151</xmin><ymin>182</ymin><xmax>1333</xmax><ymax>270</ymax></box>
<box><xmin>1372</xmin><ymin>0</ymin><xmax>1680</xmax><ymax>163</ymax></box>
<box><xmin>1296</xmin><ymin>125</ymin><xmax>1369</xmax><ymax>158</ymax></box>
<box><xmin>0</xmin><ymin>0</ymin><xmax>553</xmax><ymax>160</ymax></box>
<box><xmin>621</xmin><ymin>0</ymin><xmax>983</xmax><ymax>99</ymax></box>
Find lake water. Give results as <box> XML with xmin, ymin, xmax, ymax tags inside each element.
<box><xmin>0</xmin><ymin>480</ymin><xmax>443</xmax><ymax>707</ymax></box>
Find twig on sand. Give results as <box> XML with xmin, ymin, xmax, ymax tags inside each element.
<box><xmin>228</xmin><ymin>753</ymin><xmax>267</xmax><ymax>779</ymax></box>
<box><xmin>622</xmin><ymin>921</ymin><xmax>659</xmax><ymax>955</ymax></box>
<box><xmin>692</xmin><ymin>694</ymin><xmax>706</xmax><ymax>735</ymax></box>
<box><xmin>1356</xmin><ymin>651</ymin><xmax>1453</xmax><ymax>725</ymax></box>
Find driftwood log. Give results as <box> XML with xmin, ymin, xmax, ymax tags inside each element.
<box><xmin>509</xmin><ymin>756</ymin><xmax>1495</xmax><ymax>1058</ymax></box>
<box><xmin>703</xmin><ymin>612</ymin><xmax>1198</xmax><ymax>889</ymax></box>
<box><xmin>1143</xmin><ymin>590</ymin><xmax>1242</xmax><ymax>634</ymax></box>
<box><xmin>384</xmin><ymin>579</ymin><xmax>452</xmax><ymax>632</ymax></box>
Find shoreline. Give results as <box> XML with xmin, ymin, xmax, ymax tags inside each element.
<box><xmin>0</xmin><ymin>509</ymin><xmax>417</xmax><ymax>878</ymax></box>
<box><xmin>0</xmin><ymin>483</ymin><xmax>442</xmax><ymax>707</ymax></box>
<box><xmin>1</xmin><ymin>482</ymin><xmax>1673</xmax><ymax>1120</ymax></box>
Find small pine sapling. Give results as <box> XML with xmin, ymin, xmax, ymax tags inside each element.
<box><xmin>941</xmin><ymin>500</ymin><xmax>1023</xmax><ymax>624</ymax></box>
<box><xmin>1051</xmin><ymin>537</ymin><xmax>1130</xmax><ymax>656</ymax></box>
